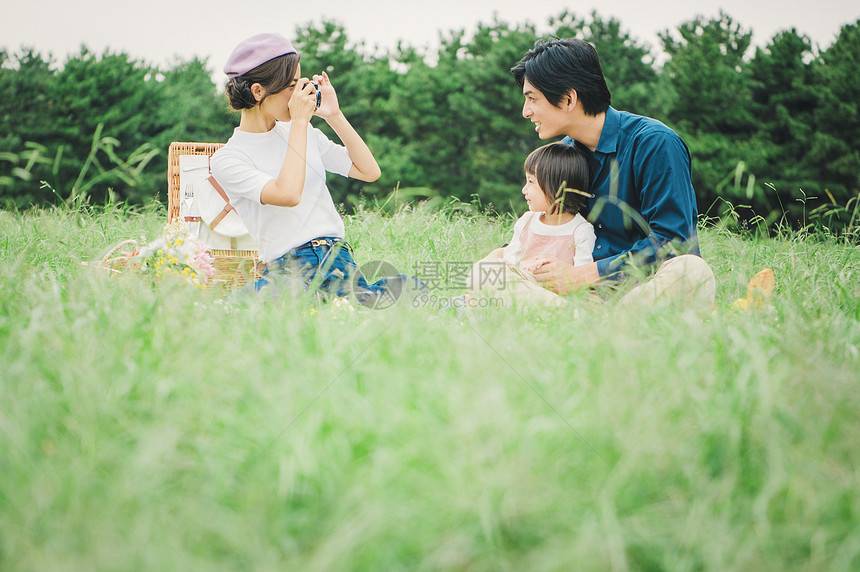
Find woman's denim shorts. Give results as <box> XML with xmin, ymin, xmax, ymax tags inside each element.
<box><xmin>252</xmin><ymin>237</ymin><xmax>426</xmax><ymax>308</ymax></box>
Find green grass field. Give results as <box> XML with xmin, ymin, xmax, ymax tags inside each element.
<box><xmin>1</xmin><ymin>204</ymin><xmax>859</xmax><ymax>571</ymax></box>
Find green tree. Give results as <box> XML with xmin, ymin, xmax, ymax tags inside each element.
<box><xmin>743</xmin><ymin>29</ymin><xmax>822</xmax><ymax>217</ymax></box>
<box><xmin>292</xmin><ymin>18</ymin><xmax>538</xmax><ymax>210</ymax></box>
<box><xmin>292</xmin><ymin>20</ymin><xmax>401</xmax><ymax>204</ymax></box>
<box><xmin>658</xmin><ymin>12</ymin><xmax>760</xmax><ymax>213</ymax></box>
<box><xmin>0</xmin><ymin>48</ymin><xmax>60</xmax><ymax>205</ymax></box>
<box><xmin>810</xmin><ymin>19</ymin><xmax>860</xmax><ymax>200</ymax></box>
<box><xmin>0</xmin><ymin>48</ymin><xmax>237</xmax><ymax>207</ymax></box>
<box><xmin>154</xmin><ymin>57</ymin><xmax>235</xmax><ymax>147</ymax></box>
<box><xmin>660</xmin><ymin>11</ymin><xmax>756</xmax><ymax>136</ymax></box>
<box><xmin>49</xmin><ymin>48</ymin><xmax>166</xmax><ymax>203</ymax></box>
<box><xmin>147</xmin><ymin>56</ymin><xmax>236</xmax><ymax>204</ymax></box>
<box><xmin>550</xmin><ymin>10</ymin><xmax>666</xmax><ymax>119</ymax></box>
<box><xmin>2</xmin><ymin>11</ymin><xmax>857</xmax><ymax>233</ymax></box>
<box><xmin>383</xmin><ymin>19</ymin><xmax>538</xmax><ymax>209</ymax></box>
<box><xmin>0</xmin><ymin>49</ymin><xmax>57</xmax><ymax>149</ymax></box>
<box><xmin>449</xmin><ymin>19</ymin><xmax>541</xmax><ymax>208</ymax></box>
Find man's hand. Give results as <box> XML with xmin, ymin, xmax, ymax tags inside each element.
<box><xmin>531</xmin><ymin>257</ymin><xmax>599</xmax><ymax>295</ymax></box>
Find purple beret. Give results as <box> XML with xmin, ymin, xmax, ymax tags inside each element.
<box><xmin>224</xmin><ymin>33</ymin><xmax>297</xmax><ymax>77</ymax></box>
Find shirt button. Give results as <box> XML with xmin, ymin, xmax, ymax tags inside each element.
<box><xmin>597</xmin><ymin>223</ymin><xmax>603</xmax><ymax>229</ymax></box>
<box><xmin>596</xmin><ymin>245</ymin><xmax>602</xmax><ymax>250</ymax></box>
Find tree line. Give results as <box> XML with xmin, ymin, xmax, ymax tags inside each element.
<box><xmin>1</xmin><ymin>10</ymin><xmax>858</xmax><ymax>230</ymax></box>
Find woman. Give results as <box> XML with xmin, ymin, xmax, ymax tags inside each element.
<box><xmin>211</xmin><ymin>33</ymin><xmax>416</xmax><ymax>306</ymax></box>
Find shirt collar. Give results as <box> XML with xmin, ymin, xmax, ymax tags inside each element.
<box><xmin>594</xmin><ymin>106</ymin><xmax>619</xmax><ymax>155</ymax></box>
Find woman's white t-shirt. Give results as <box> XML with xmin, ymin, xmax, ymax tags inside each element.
<box><xmin>210</xmin><ymin>121</ymin><xmax>353</xmax><ymax>262</ymax></box>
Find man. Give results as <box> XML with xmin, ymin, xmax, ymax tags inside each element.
<box><xmin>511</xmin><ymin>38</ymin><xmax>715</xmax><ymax>308</ymax></box>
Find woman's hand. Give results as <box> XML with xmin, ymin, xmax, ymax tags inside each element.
<box><xmin>288</xmin><ymin>78</ymin><xmax>318</xmax><ymax>124</ymax></box>
<box><xmin>306</xmin><ymin>70</ymin><xmax>380</xmax><ymax>182</ymax></box>
<box><xmin>312</xmin><ymin>71</ymin><xmax>341</xmax><ymax>119</ymax></box>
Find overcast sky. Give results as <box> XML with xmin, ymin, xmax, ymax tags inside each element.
<box><xmin>2</xmin><ymin>0</ymin><xmax>858</xmax><ymax>78</ymax></box>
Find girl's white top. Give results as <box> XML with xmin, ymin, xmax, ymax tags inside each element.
<box><xmin>210</xmin><ymin>121</ymin><xmax>353</xmax><ymax>263</ymax></box>
<box><xmin>503</xmin><ymin>211</ymin><xmax>596</xmax><ymax>272</ymax></box>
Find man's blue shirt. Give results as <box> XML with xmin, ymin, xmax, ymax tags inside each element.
<box><xmin>564</xmin><ymin>107</ymin><xmax>700</xmax><ymax>279</ymax></box>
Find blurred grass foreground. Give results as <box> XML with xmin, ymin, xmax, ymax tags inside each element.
<box><xmin>1</xmin><ymin>203</ymin><xmax>859</xmax><ymax>571</ymax></box>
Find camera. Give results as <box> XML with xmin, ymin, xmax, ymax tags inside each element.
<box><xmin>303</xmin><ymin>82</ymin><xmax>322</xmax><ymax>110</ymax></box>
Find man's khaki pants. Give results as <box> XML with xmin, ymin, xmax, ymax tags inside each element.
<box><xmin>470</xmin><ymin>254</ymin><xmax>715</xmax><ymax>310</ymax></box>
<box><xmin>618</xmin><ymin>254</ymin><xmax>716</xmax><ymax>309</ymax></box>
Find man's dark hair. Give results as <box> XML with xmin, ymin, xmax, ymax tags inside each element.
<box><xmin>511</xmin><ymin>38</ymin><xmax>611</xmax><ymax>116</ymax></box>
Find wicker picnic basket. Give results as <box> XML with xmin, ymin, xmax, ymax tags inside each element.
<box><xmin>167</xmin><ymin>142</ymin><xmax>261</xmax><ymax>289</ymax></box>
<box><xmin>99</xmin><ymin>239</ymin><xmax>140</xmax><ymax>275</ymax></box>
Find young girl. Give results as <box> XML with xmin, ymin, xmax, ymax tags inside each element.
<box><xmin>467</xmin><ymin>142</ymin><xmax>595</xmax><ymax>307</ymax></box>
<box><xmin>211</xmin><ymin>33</ymin><xmax>415</xmax><ymax>305</ymax></box>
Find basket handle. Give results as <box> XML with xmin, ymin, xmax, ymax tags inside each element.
<box><xmin>101</xmin><ymin>239</ymin><xmax>139</xmax><ymax>265</ymax></box>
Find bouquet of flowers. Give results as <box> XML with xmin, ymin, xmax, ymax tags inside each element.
<box><xmin>103</xmin><ymin>220</ymin><xmax>216</xmax><ymax>288</ymax></box>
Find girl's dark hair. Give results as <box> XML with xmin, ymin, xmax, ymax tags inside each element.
<box><xmin>524</xmin><ymin>143</ymin><xmax>592</xmax><ymax>216</ymax></box>
<box><xmin>511</xmin><ymin>38</ymin><xmax>611</xmax><ymax>116</ymax></box>
<box><xmin>225</xmin><ymin>52</ymin><xmax>301</xmax><ymax>110</ymax></box>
